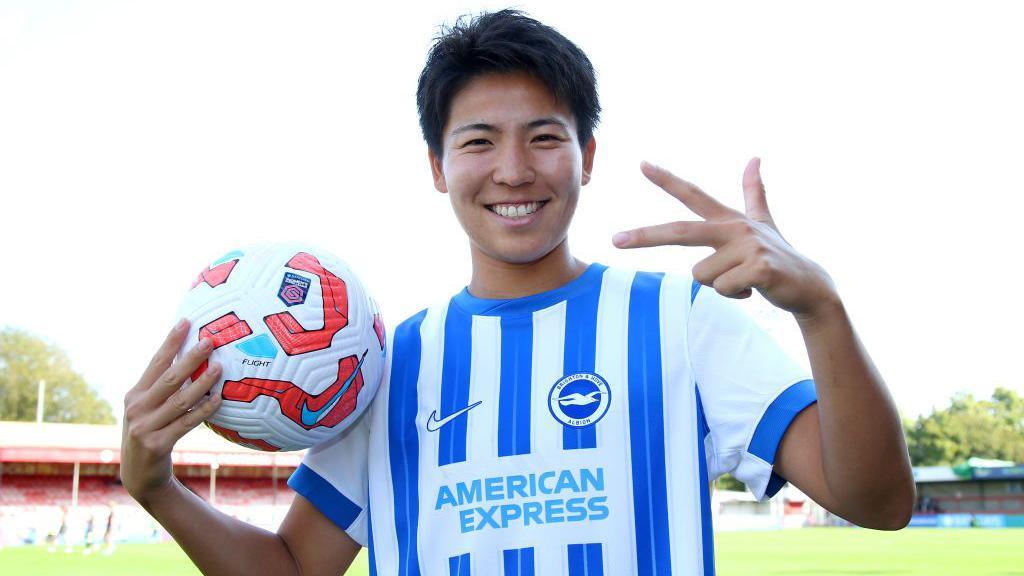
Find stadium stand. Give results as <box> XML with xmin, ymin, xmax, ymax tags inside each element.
<box><xmin>0</xmin><ymin>421</ymin><xmax>300</xmax><ymax>547</ymax></box>
<box><xmin>911</xmin><ymin>464</ymin><xmax>1024</xmax><ymax>527</ymax></box>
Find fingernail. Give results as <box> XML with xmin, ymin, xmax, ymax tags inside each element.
<box><xmin>198</xmin><ymin>339</ymin><xmax>213</xmax><ymax>352</ymax></box>
<box><xmin>613</xmin><ymin>232</ymin><xmax>630</xmax><ymax>246</ymax></box>
<box><xmin>175</xmin><ymin>318</ymin><xmax>188</xmax><ymax>331</ymax></box>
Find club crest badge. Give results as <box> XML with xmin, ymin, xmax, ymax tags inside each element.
<box><xmin>548</xmin><ymin>372</ymin><xmax>611</xmax><ymax>428</ymax></box>
<box><xmin>277</xmin><ymin>272</ymin><xmax>312</xmax><ymax>307</ymax></box>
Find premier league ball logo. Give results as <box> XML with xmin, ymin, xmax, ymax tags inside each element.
<box><xmin>548</xmin><ymin>372</ymin><xmax>611</xmax><ymax>428</ymax></box>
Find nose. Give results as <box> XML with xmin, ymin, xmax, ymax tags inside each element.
<box><xmin>492</xmin><ymin>141</ymin><xmax>535</xmax><ymax>187</ymax></box>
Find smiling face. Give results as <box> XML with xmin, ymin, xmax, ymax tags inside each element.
<box><xmin>429</xmin><ymin>72</ymin><xmax>596</xmax><ymax>267</ymax></box>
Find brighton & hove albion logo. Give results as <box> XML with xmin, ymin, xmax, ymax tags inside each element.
<box><xmin>278</xmin><ymin>272</ymin><xmax>312</xmax><ymax>307</ymax></box>
<box><xmin>548</xmin><ymin>372</ymin><xmax>610</xmax><ymax>428</ymax></box>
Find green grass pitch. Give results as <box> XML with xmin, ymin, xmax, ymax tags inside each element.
<box><xmin>1</xmin><ymin>529</ymin><xmax>1020</xmax><ymax>575</ymax></box>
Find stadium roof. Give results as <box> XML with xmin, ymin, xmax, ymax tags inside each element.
<box><xmin>912</xmin><ymin>464</ymin><xmax>1024</xmax><ymax>483</ymax></box>
<box><xmin>0</xmin><ymin>421</ymin><xmax>303</xmax><ymax>468</ymax></box>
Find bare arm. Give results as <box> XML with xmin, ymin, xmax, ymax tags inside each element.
<box><xmin>122</xmin><ymin>320</ymin><xmax>360</xmax><ymax>575</ymax></box>
<box><xmin>137</xmin><ymin>479</ymin><xmax>360</xmax><ymax>576</ymax></box>
<box><xmin>774</xmin><ymin>300</ymin><xmax>915</xmax><ymax>530</ymax></box>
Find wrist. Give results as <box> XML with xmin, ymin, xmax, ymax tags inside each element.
<box><xmin>793</xmin><ymin>291</ymin><xmax>846</xmax><ymax>333</ymax></box>
<box><xmin>136</xmin><ymin>476</ymin><xmax>183</xmax><ymax>514</ymax></box>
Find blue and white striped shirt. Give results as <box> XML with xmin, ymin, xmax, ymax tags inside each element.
<box><xmin>289</xmin><ymin>263</ymin><xmax>816</xmax><ymax>575</ymax></box>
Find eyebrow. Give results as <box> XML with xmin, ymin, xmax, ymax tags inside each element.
<box><xmin>526</xmin><ymin>117</ymin><xmax>570</xmax><ymax>132</ymax></box>
<box><xmin>449</xmin><ymin>117</ymin><xmax>571</xmax><ymax>138</ymax></box>
<box><xmin>450</xmin><ymin>122</ymin><xmax>496</xmax><ymax>137</ymax></box>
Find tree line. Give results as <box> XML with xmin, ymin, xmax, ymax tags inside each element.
<box><xmin>1</xmin><ymin>328</ymin><xmax>114</xmax><ymax>424</ymax></box>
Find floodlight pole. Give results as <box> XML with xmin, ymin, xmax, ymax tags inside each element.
<box><xmin>210</xmin><ymin>462</ymin><xmax>218</xmax><ymax>506</ymax></box>
<box><xmin>36</xmin><ymin>379</ymin><xmax>46</xmax><ymax>424</ymax></box>
<box><xmin>72</xmin><ymin>460</ymin><xmax>80</xmax><ymax>508</ymax></box>
<box><xmin>271</xmin><ymin>460</ymin><xmax>280</xmax><ymax>526</ymax></box>
<box><xmin>272</xmin><ymin>464</ymin><xmax>278</xmax><ymax>507</ymax></box>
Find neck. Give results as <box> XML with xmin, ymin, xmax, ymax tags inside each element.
<box><xmin>468</xmin><ymin>240</ymin><xmax>588</xmax><ymax>300</ymax></box>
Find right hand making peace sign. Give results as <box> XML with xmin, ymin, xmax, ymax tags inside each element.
<box><xmin>613</xmin><ymin>158</ymin><xmax>839</xmax><ymax>321</ymax></box>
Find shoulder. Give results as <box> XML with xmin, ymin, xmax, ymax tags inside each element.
<box><xmin>388</xmin><ymin>298</ymin><xmax>453</xmax><ymax>351</ymax></box>
<box><xmin>393</xmin><ymin>307</ymin><xmax>431</xmax><ymax>333</ymax></box>
<box><xmin>600</xmin><ymin>264</ymin><xmax>695</xmax><ymax>286</ymax></box>
<box><xmin>599</xmin><ymin>265</ymin><xmax>700</xmax><ymax>306</ymax></box>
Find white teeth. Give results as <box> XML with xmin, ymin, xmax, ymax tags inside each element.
<box><xmin>491</xmin><ymin>201</ymin><xmax>542</xmax><ymax>218</ymax></box>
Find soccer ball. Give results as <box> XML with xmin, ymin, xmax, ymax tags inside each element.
<box><xmin>176</xmin><ymin>243</ymin><xmax>385</xmax><ymax>452</ymax></box>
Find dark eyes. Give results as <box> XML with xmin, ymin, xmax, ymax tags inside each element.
<box><xmin>459</xmin><ymin>134</ymin><xmax>565</xmax><ymax>148</ymax></box>
<box><xmin>533</xmin><ymin>134</ymin><xmax>563</xmax><ymax>143</ymax></box>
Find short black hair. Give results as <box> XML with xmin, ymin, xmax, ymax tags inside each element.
<box><xmin>416</xmin><ymin>9</ymin><xmax>601</xmax><ymax>155</ymax></box>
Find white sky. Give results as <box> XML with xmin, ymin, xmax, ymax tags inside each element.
<box><xmin>1</xmin><ymin>0</ymin><xmax>1021</xmax><ymax>420</ymax></box>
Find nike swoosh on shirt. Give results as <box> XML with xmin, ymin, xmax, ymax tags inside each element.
<box><xmin>426</xmin><ymin>400</ymin><xmax>483</xmax><ymax>433</ymax></box>
<box><xmin>300</xmin><ymin>350</ymin><xmax>368</xmax><ymax>427</ymax></box>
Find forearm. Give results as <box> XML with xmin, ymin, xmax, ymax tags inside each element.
<box><xmin>795</xmin><ymin>297</ymin><xmax>915</xmax><ymax>526</ymax></box>
<box><xmin>139</xmin><ymin>477</ymin><xmax>300</xmax><ymax>576</ymax></box>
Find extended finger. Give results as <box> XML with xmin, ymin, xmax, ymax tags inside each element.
<box><xmin>152</xmin><ymin>393</ymin><xmax>223</xmax><ymax>450</ymax></box>
<box><xmin>742</xmin><ymin>157</ymin><xmax>776</xmax><ymax>226</ymax></box>
<box><xmin>711</xmin><ymin>262</ymin><xmax>758</xmax><ymax>299</ymax></box>
<box><xmin>641</xmin><ymin>161</ymin><xmax>735</xmax><ymax>220</ymax></box>
<box><xmin>146</xmin><ymin>361</ymin><xmax>222</xmax><ymax>431</ymax></box>
<box><xmin>133</xmin><ymin>319</ymin><xmax>190</xmax><ymax>394</ymax></box>
<box><xmin>143</xmin><ymin>338</ymin><xmax>214</xmax><ymax>409</ymax></box>
<box><xmin>613</xmin><ymin>220</ymin><xmax>732</xmax><ymax>249</ymax></box>
<box><xmin>691</xmin><ymin>242</ymin><xmax>749</xmax><ymax>287</ymax></box>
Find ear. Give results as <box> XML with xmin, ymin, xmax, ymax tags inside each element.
<box><xmin>428</xmin><ymin>147</ymin><xmax>448</xmax><ymax>194</ymax></box>
<box><xmin>581</xmin><ymin>137</ymin><xmax>597</xmax><ymax>186</ymax></box>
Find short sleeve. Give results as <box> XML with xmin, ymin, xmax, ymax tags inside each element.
<box><xmin>287</xmin><ymin>408</ymin><xmax>371</xmax><ymax>546</ymax></box>
<box><xmin>687</xmin><ymin>284</ymin><xmax>817</xmax><ymax>500</ymax></box>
